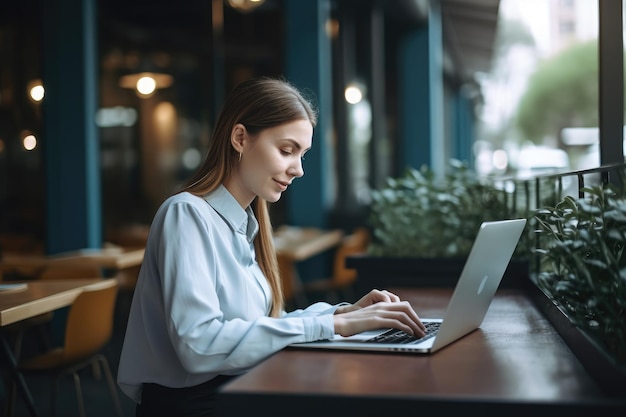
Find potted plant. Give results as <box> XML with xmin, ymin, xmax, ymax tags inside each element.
<box><xmin>533</xmin><ymin>181</ymin><xmax>626</xmax><ymax>396</ymax></box>
<box><xmin>347</xmin><ymin>159</ymin><xmax>531</xmax><ymax>292</ymax></box>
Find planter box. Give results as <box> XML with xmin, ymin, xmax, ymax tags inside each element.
<box><xmin>346</xmin><ymin>255</ymin><xmax>529</xmax><ymax>293</ymax></box>
<box><xmin>527</xmin><ymin>282</ymin><xmax>626</xmax><ymax>398</ymax></box>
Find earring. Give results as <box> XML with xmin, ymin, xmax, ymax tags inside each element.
<box><xmin>238</xmin><ymin>152</ymin><xmax>242</xmax><ymax>162</ymax></box>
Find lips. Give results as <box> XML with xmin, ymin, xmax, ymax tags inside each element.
<box><xmin>274</xmin><ymin>179</ymin><xmax>290</xmax><ymax>191</ymax></box>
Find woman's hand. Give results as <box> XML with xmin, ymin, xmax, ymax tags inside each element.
<box><xmin>334</xmin><ymin>289</ymin><xmax>403</xmax><ymax>313</ymax></box>
<box><xmin>333</xmin><ymin>289</ymin><xmax>426</xmax><ymax>338</ymax></box>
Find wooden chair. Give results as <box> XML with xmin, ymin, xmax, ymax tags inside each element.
<box><xmin>3</xmin><ymin>262</ymin><xmax>104</xmax><ymax>371</ymax></box>
<box><xmin>9</xmin><ymin>278</ymin><xmax>124</xmax><ymax>417</ymax></box>
<box><xmin>302</xmin><ymin>227</ymin><xmax>370</xmax><ymax>303</ymax></box>
<box><xmin>277</xmin><ymin>253</ymin><xmax>307</xmax><ymax>310</ymax></box>
<box><xmin>7</xmin><ymin>262</ymin><xmax>104</xmax><ymax>357</ymax></box>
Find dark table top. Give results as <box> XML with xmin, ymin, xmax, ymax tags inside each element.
<box><xmin>217</xmin><ymin>288</ymin><xmax>626</xmax><ymax>416</ymax></box>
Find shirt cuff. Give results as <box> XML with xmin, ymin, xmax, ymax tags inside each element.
<box><xmin>302</xmin><ymin>314</ymin><xmax>335</xmax><ymax>342</ymax></box>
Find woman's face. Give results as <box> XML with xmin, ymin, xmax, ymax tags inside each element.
<box><xmin>229</xmin><ymin>119</ymin><xmax>313</xmax><ymax>207</ymax></box>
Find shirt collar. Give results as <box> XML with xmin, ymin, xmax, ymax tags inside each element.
<box><xmin>203</xmin><ymin>185</ymin><xmax>259</xmax><ymax>242</ymax></box>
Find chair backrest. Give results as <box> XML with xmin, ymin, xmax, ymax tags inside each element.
<box><xmin>38</xmin><ymin>260</ymin><xmax>103</xmax><ymax>280</ymax></box>
<box><xmin>63</xmin><ymin>278</ymin><xmax>118</xmax><ymax>361</ymax></box>
<box><xmin>332</xmin><ymin>227</ymin><xmax>370</xmax><ymax>286</ymax></box>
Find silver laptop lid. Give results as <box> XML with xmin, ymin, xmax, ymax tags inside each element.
<box><xmin>430</xmin><ymin>218</ymin><xmax>527</xmax><ymax>351</ymax></box>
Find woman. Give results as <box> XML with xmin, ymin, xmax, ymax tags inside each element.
<box><xmin>117</xmin><ymin>76</ymin><xmax>425</xmax><ymax>416</ymax></box>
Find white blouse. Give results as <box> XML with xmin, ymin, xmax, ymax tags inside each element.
<box><xmin>117</xmin><ymin>185</ymin><xmax>339</xmax><ymax>403</ymax></box>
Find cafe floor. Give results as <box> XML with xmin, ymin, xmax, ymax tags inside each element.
<box><xmin>2</xmin><ymin>291</ymin><xmax>137</xmax><ymax>417</ymax></box>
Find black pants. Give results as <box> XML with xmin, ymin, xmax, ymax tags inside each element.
<box><xmin>136</xmin><ymin>375</ymin><xmax>236</xmax><ymax>417</ymax></box>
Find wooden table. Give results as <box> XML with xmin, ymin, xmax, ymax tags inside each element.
<box><xmin>0</xmin><ymin>247</ymin><xmax>144</xmax><ymax>288</ymax></box>
<box><xmin>273</xmin><ymin>226</ymin><xmax>344</xmax><ymax>261</ymax></box>
<box><xmin>0</xmin><ymin>279</ymin><xmax>111</xmax><ymax>417</ymax></box>
<box><xmin>273</xmin><ymin>226</ymin><xmax>344</xmax><ymax>306</ymax></box>
<box><xmin>217</xmin><ymin>288</ymin><xmax>626</xmax><ymax>416</ymax></box>
<box><xmin>0</xmin><ymin>247</ymin><xmax>144</xmax><ymax>272</ymax></box>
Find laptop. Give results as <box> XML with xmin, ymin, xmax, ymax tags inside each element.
<box><xmin>290</xmin><ymin>218</ymin><xmax>527</xmax><ymax>354</ymax></box>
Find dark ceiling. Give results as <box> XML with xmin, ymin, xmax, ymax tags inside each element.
<box><xmin>382</xmin><ymin>0</ymin><xmax>500</xmax><ymax>80</ymax></box>
<box><xmin>441</xmin><ymin>0</ymin><xmax>501</xmax><ymax>80</ymax></box>
<box><xmin>97</xmin><ymin>0</ymin><xmax>501</xmax><ymax>84</ymax></box>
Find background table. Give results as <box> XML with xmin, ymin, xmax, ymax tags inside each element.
<box><xmin>217</xmin><ymin>287</ymin><xmax>626</xmax><ymax>416</ymax></box>
<box><xmin>0</xmin><ymin>247</ymin><xmax>144</xmax><ymax>289</ymax></box>
<box><xmin>0</xmin><ymin>279</ymin><xmax>110</xmax><ymax>326</ymax></box>
<box><xmin>0</xmin><ymin>279</ymin><xmax>110</xmax><ymax>417</ymax></box>
<box><xmin>0</xmin><ymin>247</ymin><xmax>144</xmax><ymax>272</ymax></box>
<box><xmin>273</xmin><ymin>226</ymin><xmax>344</xmax><ymax>261</ymax></box>
<box><xmin>273</xmin><ymin>226</ymin><xmax>344</xmax><ymax>307</ymax></box>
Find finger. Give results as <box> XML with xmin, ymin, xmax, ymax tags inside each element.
<box><xmin>334</xmin><ymin>304</ymin><xmax>425</xmax><ymax>337</ymax></box>
<box><xmin>381</xmin><ymin>290</ymin><xmax>400</xmax><ymax>302</ymax></box>
<box><xmin>413</xmin><ymin>314</ymin><xmax>426</xmax><ymax>332</ymax></box>
<box><xmin>363</xmin><ymin>303</ymin><xmax>425</xmax><ymax>335</ymax></box>
<box><xmin>384</xmin><ymin>301</ymin><xmax>426</xmax><ymax>333</ymax></box>
<box><xmin>374</xmin><ymin>289</ymin><xmax>402</xmax><ymax>303</ymax></box>
<box><xmin>374</xmin><ymin>311</ymin><xmax>425</xmax><ymax>337</ymax></box>
<box><xmin>366</xmin><ymin>289</ymin><xmax>393</xmax><ymax>304</ymax></box>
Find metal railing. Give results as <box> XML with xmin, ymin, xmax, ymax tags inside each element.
<box><xmin>496</xmin><ymin>162</ymin><xmax>626</xmax><ymax>278</ymax></box>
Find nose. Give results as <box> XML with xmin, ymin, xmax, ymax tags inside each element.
<box><xmin>288</xmin><ymin>159</ymin><xmax>304</xmax><ymax>178</ymax></box>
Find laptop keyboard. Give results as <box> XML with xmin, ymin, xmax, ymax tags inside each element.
<box><xmin>365</xmin><ymin>322</ymin><xmax>441</xmax><ymax>344</ymax></box>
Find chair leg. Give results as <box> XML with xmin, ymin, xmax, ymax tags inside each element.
<box><xmin>7</xmin><ymin>379</ymin><xmax>17</xmax><ymax>417</ymax></box>
<box><xmin>4</xmin><ymin>328</ymin><xmax>24</xmax><ymax>417</ymax></box>
<box><xmin>91</xmin><ymin>361</ymin><xmax>102</xmax><ymax>380</ymax></box>
<box><xmin>97</xmin><ymin>354</ymin><xmax>124</xmax><ymax>417</ymax></box>
<box><xmin>12</xmin><ymin>331</ymin><xmax>24</xmax><ymax>362</ymax></box>
<box><xmin>70</xmin><ymin>371</ymin><xmax>86</xmax><ymax>417</ymax></box>
<box><xmin>0</xmin><ymin>335</ymin><xmax>38</xmax><ymax>417</ymax></box>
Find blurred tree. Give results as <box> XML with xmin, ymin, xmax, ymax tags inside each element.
<box><xmin>515</xmin><ymin>40</ymin><xmax>599</xmax><ymax>144</ymax></box>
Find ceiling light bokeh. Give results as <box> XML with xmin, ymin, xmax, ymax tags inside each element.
<box><xmin>119</xmin><ymin>72</ymin><xmax>173</xmax><ymax>98</ymax></box>
<box><xmin>21</xmin><ymin>131</ymin><xmax>37</xmax><ymax>151</ymax></box>
<box><xmin>227</xmin><ymin>0</ymin><xmax>265</xmax><ymax>13</ymax></box>
<box><xmin>28</xmin><ymin>79</ymin><xmax>45</xmax><ymax>102</ymax></box>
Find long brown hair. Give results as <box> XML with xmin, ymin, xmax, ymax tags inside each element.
<box><xmin>180</xmin><ymin>76</ymin><xmax>317</xmax><ymax>317</ymax></box>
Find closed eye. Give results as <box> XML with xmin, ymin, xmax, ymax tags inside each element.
<box><xmin>279</xmin><ymin>139</ymin><xmax>310</xmax><ymax>160</ymax></box>
<box><xmin>280</xmin><ymin>148</ymin><xmax>306</xmax><ymax>159</ymax></box>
